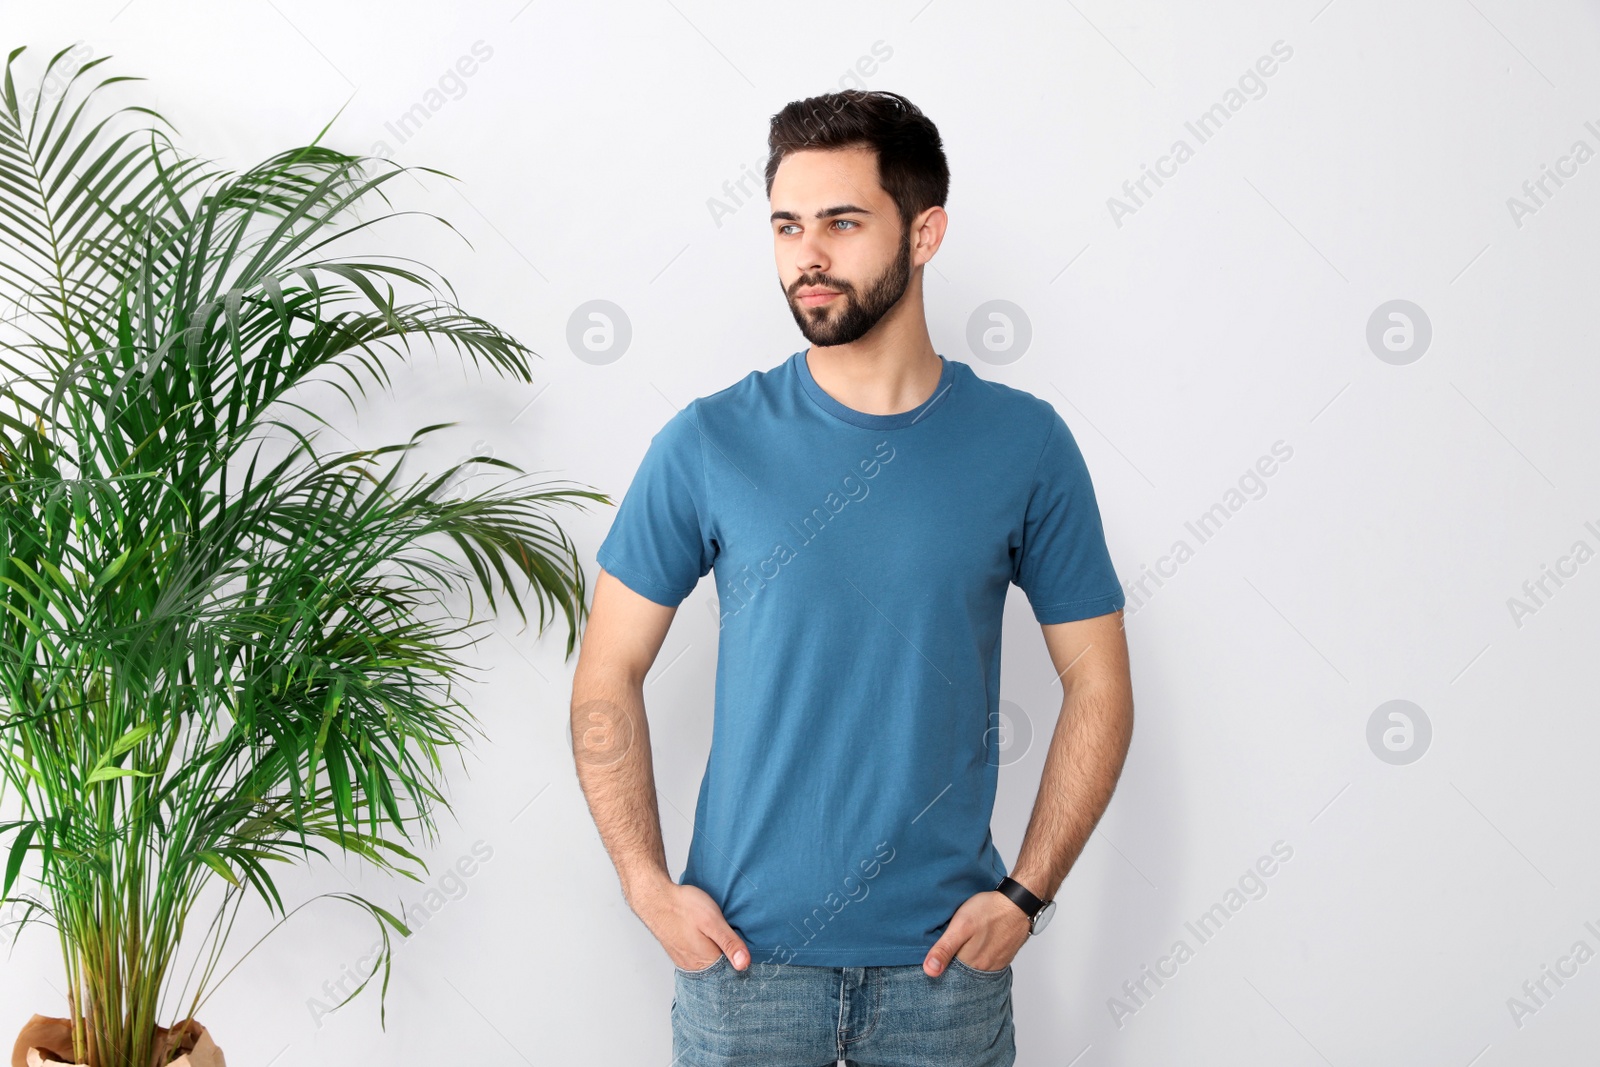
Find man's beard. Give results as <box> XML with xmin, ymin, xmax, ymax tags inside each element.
<box><xmin>786</xmin><ymin>226</ymin><xmax>913</xmax><ymax>347</ymax></box>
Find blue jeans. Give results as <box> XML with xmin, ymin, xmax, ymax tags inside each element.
<box><xmin>670</xmin><ymin>953</ymin><xmax>1016</xmax><ymax>1066</ymax></box>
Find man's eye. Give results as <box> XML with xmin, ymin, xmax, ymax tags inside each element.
<box><xmin>776</xmin><ymin>220</ymin><xmax>856</xmax><ymax>234</ymax></box>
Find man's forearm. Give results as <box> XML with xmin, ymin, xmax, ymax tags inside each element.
<box><xmin>1007</xmin><ymin>679</ymin><xmax>1134</xmax><ymax>902</ymax></box>
<box><xmin>570</xmin><ymin>678</ymin><xmax>675</xmax><ymax>911</ymax></box>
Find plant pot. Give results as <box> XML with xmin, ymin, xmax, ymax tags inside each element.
<box><xmin>11</xmin><ymin>1015</ymin><xmax>225</xmax><ymax>1067</ymax></box>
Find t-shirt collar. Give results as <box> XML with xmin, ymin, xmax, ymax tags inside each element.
<box><xmin>792</xmin><ymin>349</ymin><xmax>956</xmax><ymax>430</ymax></box>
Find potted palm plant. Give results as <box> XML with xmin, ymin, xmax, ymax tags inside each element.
<box><xmin>0</xmin><ymin>43</ymin><xmax>604</xmax><ymax>1066</ymax></box>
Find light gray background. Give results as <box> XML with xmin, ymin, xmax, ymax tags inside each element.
<box><xmin>2</xmin><ymin>2</ymin><xmax>1597</xmax><ymax>1065</ymax></box>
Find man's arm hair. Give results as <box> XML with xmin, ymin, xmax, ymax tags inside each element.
<box><xmin>1006</xmin><ymin>609</ymin><xmax>1134</xmax><ymax>902</ymax></box>
<box><xmin>570</xmin><ymin>568</ymin><xmax>681</xmax><ymax>912</ymax></box>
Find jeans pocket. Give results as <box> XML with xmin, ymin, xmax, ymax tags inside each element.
<box><xmin>675</xmin><ymin>951</ymin><xmax>728</xmax><ymax>978</ymax></box>
<box><xmin>948</xmin><ymin>956</ymin><xmax>1010</xmax><ymax>978</ymax></box>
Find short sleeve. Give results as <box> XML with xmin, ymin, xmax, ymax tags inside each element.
<box><xmin>595</xmin><ymin>403</ymin><xmax>717</xmax><ymax>607</ymax></box>
<box><xmin>1011</xmin><ymin>407</ymin><xmax>1125</xmax><ymax>624</ymax></box>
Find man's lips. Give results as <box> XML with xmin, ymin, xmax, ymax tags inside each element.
<box><xmin>798</xmin><ymin>290</ymin><xmax>841</xmax><ymax>305</ymax></box>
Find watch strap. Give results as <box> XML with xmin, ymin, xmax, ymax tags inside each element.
<box><xmin>996</xmin><ymin>876</ymin><xmax>1044</xmax><ymax>918</ymax></box>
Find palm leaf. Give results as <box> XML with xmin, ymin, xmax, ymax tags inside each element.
<box><xmin>0</xmin><ymin>44</ymin><xmax>605</xmax><ymax>1065</ymax></box>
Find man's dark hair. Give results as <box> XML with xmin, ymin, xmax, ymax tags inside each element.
<box><xmin>765</xmin><ymin>90</ymin><xmax>949</xmax><ymax>232</ymax></box>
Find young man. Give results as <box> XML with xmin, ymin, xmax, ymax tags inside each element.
<box><xmin>570</xmin><ymin>90</ymin><xmax>1134</xmax><ymax>1066</ymax></box>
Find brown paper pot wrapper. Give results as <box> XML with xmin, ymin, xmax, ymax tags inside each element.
<box><xmin>12</xmin><ymin>1014</ymin><xmax>225</xmax><ymax>1067</ymax></box>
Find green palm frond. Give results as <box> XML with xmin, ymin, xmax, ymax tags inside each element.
<box><xmin>0</xmin><ymin>44</ymin><xmax>605</xmax><ymax>1066</ymax></box>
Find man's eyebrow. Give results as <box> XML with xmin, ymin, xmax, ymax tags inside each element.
<box><xmin>770</xmin><ymin>204</ymin><xmax>875</xmax><ymax>223</ymax></box>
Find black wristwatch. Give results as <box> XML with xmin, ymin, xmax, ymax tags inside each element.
<box><xmin>996</xmin><ymin>876</ymin><xmax>1056</xmax><ymax>935</ymax></box>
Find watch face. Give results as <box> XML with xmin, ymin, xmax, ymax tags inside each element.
<box><xmin>1032</xmin><ymin>899</ymin><xmax>1056</xmax><ymax>934</ymax></box>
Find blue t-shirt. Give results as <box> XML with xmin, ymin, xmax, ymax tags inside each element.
<box><xmin>595</xmin><ymin>349</ymin><xmax>1124</xmax><ymax>967</ymax></box>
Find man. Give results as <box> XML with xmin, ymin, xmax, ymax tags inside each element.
<box><xmin>570</xmin><ymin>89</ymin><xmax>1134</xmax><ymax>1066</ymax></box>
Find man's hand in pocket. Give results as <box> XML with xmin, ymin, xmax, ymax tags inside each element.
<box><xmin>634</xmin><ymin>879</ymin><xmax>751</xmax><ymax>971</ymax></box>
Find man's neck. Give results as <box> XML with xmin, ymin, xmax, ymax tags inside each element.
<box><xmin>804</xmin><ymin>338</ymin><xmax>943</xmax><ymax>417</ymax></box>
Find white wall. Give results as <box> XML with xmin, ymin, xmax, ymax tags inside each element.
<box><xmin>2</xmin><ymin>2</ymin><xmax>1597</xmax><ymax>1064</ymax></box>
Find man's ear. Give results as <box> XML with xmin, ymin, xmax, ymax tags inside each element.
<box><xmin>912</xmin><ymin>205</ymin><xmax>949</xmax><ymax>264</ymax></box>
